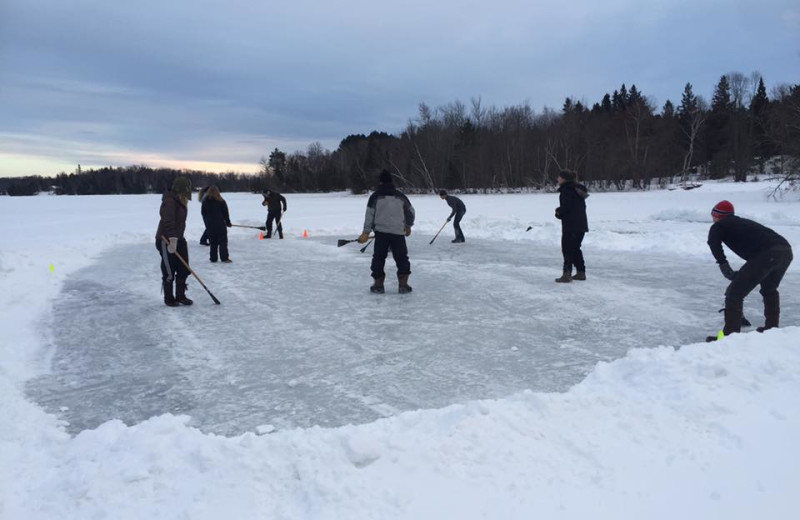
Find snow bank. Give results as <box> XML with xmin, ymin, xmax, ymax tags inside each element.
<box><xmin>3</xmin><ymin>330</ymin><xmax>799</xmax><ymax>519</ymax></box>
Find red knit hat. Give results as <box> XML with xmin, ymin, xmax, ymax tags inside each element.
<box><xmin>711</xmin><ymin>200</ymin><xmax>735</xmax><ymax>218</ymax></box>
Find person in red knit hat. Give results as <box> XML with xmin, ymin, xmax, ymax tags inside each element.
<box><xmin>706</xmin><ymin>200</ymin><xmax>793</xmax><ymax>341</ymax></box>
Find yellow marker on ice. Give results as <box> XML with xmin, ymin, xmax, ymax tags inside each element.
<box><xmin>49</xmin><ymin>263</ymin><xmax>55</xmax><ymax>273</ymax></box>
<box><xmin>716</xmin><ymin>330</ymin><xmax>725</xmax><ymax>341</ymax></box>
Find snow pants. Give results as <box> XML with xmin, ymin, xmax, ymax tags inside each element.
<box><xmin>725</xmin><ymin>245</ymin><xmax>793</xmax><ymax>305</ymax></box>
<box><xmin>371</xmin><ymin>231</ymin><xmax>411</xmax><ymax>280</ymax></box>
<box><xmin>561</xmin><ymin>230</ymin><xmax>586</xmax><ymax>273</ymax></box>
<box><xmin>156</xmin><ymin>238</ymin><xmax>190</xmax><ymax>282</ymax></box>
<box><xmin>453</xmin><ymin>210</ymin><xmax>465</xmax><ymax>242</ymax></box>
<box><xmin>266</xmin><ymin>211</ymin><xmax>283</xmax><ymax>238</ymax></box>
<box><xmin>209</xmin><ymin>232</ymin><xmax>229</xmax><ymax>262</ymax></box>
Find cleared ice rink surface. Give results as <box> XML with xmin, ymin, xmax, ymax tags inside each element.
<box><xmin>26</xmin><ymin>223</ymin><xmax>799</xmax><ymax>435</ymax></box>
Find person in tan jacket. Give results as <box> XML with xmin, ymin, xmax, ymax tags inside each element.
<box><xmin>155</xmin><ymin>177</ymin><xmax>193</xmax><ymax>306</ymax></box>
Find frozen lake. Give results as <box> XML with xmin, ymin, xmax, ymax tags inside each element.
<box><xmin>26</xmin><ymin>228</ymin><xmax>799</xmax><ymax>435</ymax></box>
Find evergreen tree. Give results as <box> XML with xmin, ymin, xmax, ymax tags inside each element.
<box><xmin>268</xmin><ymin>148</ymin><xmax>287</xmax><ymax>185</ymax></box>
<box><xmin>600</xmin><ymin>93</ymin><xmax>612</xmax><ymax>112</ymax></box>
<box><xmin>628</xmin><ymin>84</ymin><xmax>642</xmax><ymax>106</ymax></box>
<box><xmin>662</xmin><ymin>100</ymin><xmax>675</xmax><ymax>118</ymax></box>
<box><xmin>677</xmin><ymin>83</ymin><xmax>699</xmax><ymax>145</ymax></box>
<box><xmin>750</xmin><ymin>76</ymin><xmax>771</xmax><ymax>162</ymax></box>
<box><xmin>619</xmin><ymin>84</ymin><xmax>629</xmax><ymax>107</ymax></box>
<box><xmin>707</xmin><ymin>75</ymin><xmax>733</xmax><ymax>177</ymax></box>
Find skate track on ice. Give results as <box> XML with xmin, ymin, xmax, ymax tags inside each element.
<box><xmin>27</xmin><ymin>233</ymin><xmax>799</xmax><ymax>435</ymax></box>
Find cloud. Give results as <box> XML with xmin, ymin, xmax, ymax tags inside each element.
<box><xmin>1</xmin><ymin>0</ymin><xmax>798</xmax><ymax>177</ymax></box>
<box><xmin>783</xmin><ymin>9</ymin><xmax>800</xmax><ymax>28</ymax></box>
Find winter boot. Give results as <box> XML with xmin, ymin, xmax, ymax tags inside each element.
<box><xmin>573</xmin><ymin>271</ymin><xmax>586</xmax><ymax>281</ymax></box>
<box><xmin>278</xmin><ymin>230</ymin><xmax>284</xmax><ymax>239</ymax></box>
<box><xmin>758</xmin><ymin>293</ymin><xmax>780</xmax><ymax>332</ymax></box>
<box><xmin>163</xmin><ymin>280</ymin><xmax>179</xmax><ymax>307</ymax></box>
<box><xmin>398</xmin><ymin>274</ymin><xmax>412</xmax><ymax>294</ymax></box>
<box><xmin>555</xmin><ymin>271</ymin><xmax>572</xmax><ymax>283</ymax></box>
<box><xmin>723</xmin><ymin>300</ymin><xmax>743</xmax><ymax>336</ymax></box>
<box><xmin>370</xmin><ymin>277</ymin><xmax>385</xmax><ymax>294</ymax></box>
<box><xmin>175</xmin><ymin>279</ymin><xmax>194</xmax><ymax>306</ymax></box>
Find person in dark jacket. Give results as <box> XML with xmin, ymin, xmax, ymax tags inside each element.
<box><xmin>201</xmin><ymin>185</ymin><xmax>232</xmax><ymax>263</ymax></box>
<box><xmin>554</xmin><ymin>170</ymin><xmax>589</xmax><ymax>283</ymax></box>
<box><xmin>198</xmin><ymin>187</ymin><xmax>210</xmax><ymax>246</ymax></box>
<box><xmin>358</xmin><ymin>170</ymin><xmax>415</xmax><ymax>293</ymax></box>
<box><xmin>439</xmin><ymin>190</ymin><xmax>466</xmax><ymax>243</ymax></box>
<box><xmin>262</xmin><ymin>189</ymin><xmax>287</xmax><ymax>239</ymax></box>
<box><xmin>706</xmin><ymin>200</ymin><xmax>793</xmax><ymax>341</ymax></box>
<box><xmin>155</xmin><ymin>177</ymin><xmax>193</xmax><ymax>306</ymax></box>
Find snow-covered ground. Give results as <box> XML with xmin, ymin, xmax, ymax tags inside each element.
<box><xmin>1</xmin><ymin>181</ymin><xmax>799</xmax><ymax>519</ymax></box>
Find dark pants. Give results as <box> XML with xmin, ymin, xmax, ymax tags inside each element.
<box><xmin>561</xmin><ymin>231</ymin><xmax>586</xmax><ymax>273</ymax></box>
<box><xmin>266</xmin><ymin>211</ymin><xmax>283</xmax><ymax>238</ymax></box>
<box><xmin>209</xmin><ymin>232</ymin><xmax>229</xmax><ymax>262</ymax></box>
<box><xmin>453</xmin><ymin>211</ymin><xmax>465</xmax><ymax>242</ymax></box>
<box><xmin>199</xmin><ymin>229</ymin><xmax>209</xmax><ymax>245</ymax></box>
<box><xmin>725</xmin><ymin>246</ymin><xmax>793</xmax><ymax>306</ymax></box>
<box><xmin>156</xmin><ymin>238</ymin><xmax>190</xmax><ymax>282</ymax></box>
<box><xmin>371</xmin><ymin>231</ymin><xmax>411</xmax><ymax>279</ymax></box>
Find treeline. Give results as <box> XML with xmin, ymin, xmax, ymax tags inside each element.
<box><xmin>264</xmin><ymin>72</ymin><xmax>799</xmax><ymax>193</ymax></box>
<box><xmin>0</xmin><ymin>165</ymin><xmax>273</xmax><ymax>196</ymax></box>
<box><xmin>3</xmin><ymin>71</ymin><xmax>798</xmax><ymax>196</ymax></box>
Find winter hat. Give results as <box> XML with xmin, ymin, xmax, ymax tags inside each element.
<box><xmin>711</xmin><ymin>200</ymin><xmax>735</xmax><ymax>218</ymax></box>
<box><xmin>439</xmin><ymin>189</ymin><xmax>447</xmax><ymax>197</ymax></box>
<box><xmin>558</xmin><ymin>170</ymin><xmax>575</xmax><ymax>182</ymax></box>
<box><xmin>379</xmin><ymin>169</ymin><xmax>393</xmax><ymax>184</ymax></box>
<box><xmin>172</xmin><ymin>177</ymin><xmax>192</xmax><ymax>200</ymax></box>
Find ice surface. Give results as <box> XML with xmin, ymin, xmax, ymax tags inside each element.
<box><xmin>26</xmin><ymin>232</ymin><xmax>798</xmax><ymax>435</ymax></box>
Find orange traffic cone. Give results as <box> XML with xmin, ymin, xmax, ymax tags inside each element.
<box><xmin>303</xmin><ymin>230</ymin><xmax>309</xmax><ymax>238</ymax></box>
<box><xmin>259</xmin><ymin>232</ymin><xmax>264</xmax><ymax>240</ymax></box>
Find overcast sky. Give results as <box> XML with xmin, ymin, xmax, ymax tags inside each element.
<box><xmin>1</xmin><ymin>0</ymin><xmax>798</xmax><ymax>177</ymax></box>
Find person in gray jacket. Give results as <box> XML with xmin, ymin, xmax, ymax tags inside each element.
<box><xmin>358</xmin><ymin>170</ymin><xmax>415</xmax><ymax>293</ymax></box>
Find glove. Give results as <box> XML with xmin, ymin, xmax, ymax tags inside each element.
<box><xmin>167</xmin><ymin>237</ymin><xmax>178</xmax><ymax>254</ymax></box>
<box><xmin>227</xmin><ymin>222</ymin><xmax>232</xmax><ymax>227</ymax></box>
<box><xmin>555</xmin><ymin>208</ymin><xmax>562</xmax><ymax>219</ymax></box>
<box><xmin>446</xmin><ymin>216</ymin><xmax>452</xmax><ymax>222</ymax></box>
<box><xmin>405</xmin><ymin>226</ymin><xmax>412</xmax><ymax>237</ymax></box>
<box><xmin>357</xmin><ymin>232</ymin><xmax>370</xmax><ymax>244</ymax></box>
<box><xmin>719</xmin><ymin>262</ymin><xmax>737</xmax><ymax>280</ymax></box>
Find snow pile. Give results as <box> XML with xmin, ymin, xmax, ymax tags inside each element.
<box><xmin>3</xmin><ymin>331</ymin><xmax>799</xmax><ymax>519</ymax></box>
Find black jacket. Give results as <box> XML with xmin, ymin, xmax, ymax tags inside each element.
<box><xmin>707</xmin><ymin>215</ymin><xmax>790</xmax><ymax>264</ymax></box>
<box><xmin>556</xmin><ymin>181</ymin><xmax>589</xmax><ymax>233</ymax></box>
<box><xmin>201</xmin><ymin>198</ymin><xmax>231</xmax><ymax>235</ymax></box>
<box><xmin>445</xmin><ymin>195</ymin><xmax>466</xmax><ymax>218</ymax></box>
<box><xmin>263</xmin><ymin>192</ymin><xmax>287</xmax><ymax>213</ymax></box>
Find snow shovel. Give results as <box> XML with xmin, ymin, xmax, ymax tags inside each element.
<box><xmin>160</xmin><ymin>236</ymin><xmax>221</xmax><ymax>305</ymax></box>
<box><xmin>429</xmin><ymin>219</ymin><xmax>449</xmax><ymax>245</ymax></box>
<box><xmin>231</xmin><ymin>224</ymin><xmax>266</xmax><ymax>231</ymax></box>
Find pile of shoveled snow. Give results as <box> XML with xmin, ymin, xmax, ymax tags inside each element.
<box><xmin>2</xmin><ymin>329</ymin><xmax>798</xmax><ymax>519</ymax></box>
